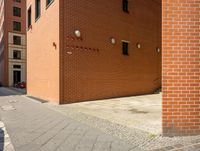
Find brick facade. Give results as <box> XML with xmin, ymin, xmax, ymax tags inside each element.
<box><xmin>27</xmin><ymin>0</ymin><xmax>161</xmax><ymax>104</ymax></box>
<box><xmin>60</xmin><ymin>0</ymin><xmax>161</xmax><ymax>103</ymax></box>
<box><xmin>0</xmin><ymin>0</ymin><xmax>26</xmax><ymax>86</ymax></box>
<box><xmin>162</xmin><ymin>0</ymin><xmax>200</xmax><ymax>136</ymax></box>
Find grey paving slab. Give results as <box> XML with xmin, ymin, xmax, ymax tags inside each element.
<box><xmin>56</xmin><ymin>128</ymin><xmax>93</xmax><ymax>151</ymax></box>
<box><xmin>39</xmin><ymin>123</ymin><xmax>78</xmax><ymax>151</ymax></box>
<box><xmin>0</xmin><ymin>88</ymin><xmax>135</xmax><ymax>151</ymax></box>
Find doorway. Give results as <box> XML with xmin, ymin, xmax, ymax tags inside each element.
<box><xmin>13</xmin><ymin>71</ymin><xmax>21</xmax><ymax>84</ymax></box>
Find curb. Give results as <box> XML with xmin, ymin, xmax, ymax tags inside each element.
<box><xmin>0</xmin><ymin>121</ymin><xmax>15</xmax><ymax>151</ymax></box>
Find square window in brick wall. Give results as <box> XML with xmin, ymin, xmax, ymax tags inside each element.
<box><xmin>13</xmin><ymin>36</ymin><xmax>21</xmax><ymax>45</ymax></box>
<box><xmin>13</xmin><ymin>7</ymin><xmax>21</xmax><ymax>17</ymax></box>
<box><xmin>13</xmin><ymin>21</ymin><xmax>21</xmax><ymax>31</ymax></box>
<box><xmin>13</xmin><ymin>50</ymin><xmax>21</xmax><ymax>60</ymax></box>
<box><xmin>13</xmin><ymin>0</ymin><xmax>21</xmax><ymax>3</ymax></box>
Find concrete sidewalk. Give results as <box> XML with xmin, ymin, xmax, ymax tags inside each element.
<box><xmin>1</xmin><ymin>87</ymin><xmax>200</xmax><ymax>151</ymax></box>
<box><xmin>46</xmin><ymin>94</ymin><xmax>162</xmax><ymax>135</ymax></box>
<box><xmin>0</xmin><ymin>88</ymin><xmax>137</xmax><ymax>151</ymax></box>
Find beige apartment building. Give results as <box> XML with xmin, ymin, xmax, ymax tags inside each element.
<box><xmin>0</xmin><ymin>0</ymin><xmax>26</xmax><ymax>87</ymax></box>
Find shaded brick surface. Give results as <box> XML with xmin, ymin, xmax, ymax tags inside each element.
<box><xmin>61</xmin><ymin>0</ymin><xmax>161</xmax><ymax>103</ymax></box>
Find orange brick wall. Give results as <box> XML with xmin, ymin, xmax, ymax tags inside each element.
<box><xmin>27</xmin><ymin>0</ymin><xmax>60</xmax><ymax>103</ymax></box>
<box><xmin>60</xmin><ymin>0</ymin><xmax>161</xmax><ymax>103</ymax></box>
<box><xmin>162</xmin><ymin>0</ymin><xmax>200</xmax><ymax>136</ymax></box>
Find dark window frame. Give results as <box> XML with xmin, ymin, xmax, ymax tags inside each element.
<box><xmin>13</xmin><ymin>21</ymin><xmax>21</xmax><ymax>31</ymax></box>
<box><xmin>28</xmin><ymin>6</ymin><xmax>32</xmax><ymax>29</ymax></box>
<box><xmin>13</xmin><ymin>50</ymin><xmax>21</xmax><ymax>60</ymax></box>
<box><xmin>122</xmin><ymin>0</ymin><xmax>129</xmax><ymax>13</ymax></box>
<box><xmin>46</xmin><ymin>0</ymin><xmax>54</xmax><ymax>9</ymax></box>
<box><xmin>13</xmin><ymin>65</ymin><xmax>21</xmax><ymax>69</ymax></box>
<box><xmin>13</xmin><ymin>7</ymin><xmax>21</xmax><ymax>17</ymax></box>
<box><xmin>122</xmin><ymin>41</ymin><xmax>129</xmax><ymax>56</ymax></box>
<box><xmin>13</xmin><ymin>0</ymin><xmax>21</xmax><ymax>3</ymax></box>
<box><xmin>13</xmin><ymin>36</ymin><xmax>21</xmax><ymax>45</ymax></box>
<box><xmin>35</xmin><ymin>0</ymin><xmax>41</xmax><ymax>21</ymax></box>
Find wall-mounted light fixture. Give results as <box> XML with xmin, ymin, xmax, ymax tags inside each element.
<box><xmin>53</xmin><ymin>42</ymin><xmax>57</xmax><ymax>49</ymax></box>
<box><xmin>136</xmin><ymin>43</ymin><xmax>141</xmax><ymax>49</ymax></box>
<box><xmin>110</xmin><ymin>37</ymin><xmax>116</xmax><ymax>44</ymax></box>
<box><xmin>67</xmin><ymin>51</ymin><xmax>72</xmax><ymax>55</ymax></box>
<box><xmin>75</xmin><ymin>30</ymin><xmax>81</xmax><ymax>38</ymax></box>
<box><xmin>156</xmin><ymin>47</ymin><xmax>161</xmax><ymax>53</ymax></box>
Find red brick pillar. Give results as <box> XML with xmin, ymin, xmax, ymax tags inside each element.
<box><xmin>162</xmin><ymin>0</ymin><xmax>200</xmax><ymax>136</ymax></box>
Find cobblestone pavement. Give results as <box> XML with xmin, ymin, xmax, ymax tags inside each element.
<box><xmin>46</xmin><ymin>105</ymin><xmax>200</xmax><ymax>151</ymax></box>
<box><xmin>0</xmin><ymin>88</ymin><xmax>138</xmax><ymax>151</ymax></box>
<box><xmin>48</xmin><ymin>94</ymin><xmax>162</xmax><ymax>135</ymax></box>
<box><xmin>0</xmin><ymin>87</ymin><xmax>200</xmax><ymax>151</ymax></box>
<box><xmin>0</xmin><ymin>121</ymin><xmax>15</xmax><ymax>151</ymax></box>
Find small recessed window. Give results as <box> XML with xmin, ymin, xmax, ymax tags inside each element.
<box><xmin>28</xmin><ymin>6</ymin><xmax>32</xmax><ymax>28</ymax></box>
<box><xmin>13</xmin><ymin>21</ymin><xmax>21</xmax><ymax>31</ymax></box>
<box><xmin>122</xmin><ymin>41</ymin><xmax>129</xmax><ymax>55</ymax></box>
<box><xmin>13</xmin><ymin>0</ymin><xmax>21</xmax><ymax>3</ymax></box>
<box><xmin>13</xmin><ymin>7</ymin><xmax>21</xmax><ymax>17</ymax></box>
<box><xmin>122</xmin><ymin>0</ymin><xmax>129</xmax><ymax>13</ymax></box>
<box><xmin>13</xmin><ymin>36</ymin><xmax>21</xmax><ymax>45</ymax></box>
<box><xmin>35</xmin><ymin>0</ymin><xmax>41</xmax><ymax>20</ymax></box>
<box><xmin>46</xmin><ymin>0</ymin><xmax>54</xmax><ymax>7</ymax></box>
<box><xmin>13</xmin><ymin>65</ymin><xmax>21</xmax><ymax>69</ymax></box>
<box><xmin>13</xmin><ymin>50</ymin><xmax>21</xmax><ymax>60</ymax></box>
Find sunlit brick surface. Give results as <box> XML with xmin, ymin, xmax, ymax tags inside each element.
<box><xmin>162</xmin><ymin>0</ymin><xmax>200</xmax><ymax>136</ymax></box>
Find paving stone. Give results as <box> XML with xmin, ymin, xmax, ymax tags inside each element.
<box><xmin>33</xmin><ymin>121</ymin><xmax>70</xmax><ymax>146</ymax></box>
<box><xmin>0</xmin><ymin>88</ymin><xmax>134</xmax><ymax>151</ymax></box>
<box><xmin>38</xmin><ymin>123</ymin><xmax>77</xmax><ymax>151</ymax></box>
<box><xmin>16</xmin><ymin>143</ymin><xmax>41</xmax><ymax>151</ymax></box>
<box><xmin>164</xmin><ymin>146</ymin><xmax>174</xmax><ymax>150</ymax></box>
<box><xmin>92</xmin><ymin>140</ymin><xmax>112</xmax><ymax>151</ymax></box>
<box><xmin>174</xmin><ymin>144</ymin><xmax>184</xmax><ymax>149</ymax></box>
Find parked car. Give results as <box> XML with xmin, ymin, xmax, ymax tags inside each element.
<box><xmin>14</xmin><ymin>82</ymin><xmax>26</xmax><ymax>89</ymax></box>
<box><xmin>0</xmin><ymin>82</ymin><xmax>2</xmax><ymax>87</ymax></box>
<box><xmin>19</xmin><ymin>82</ymin><xmax>26</xmax><ymax>89</ymax></box>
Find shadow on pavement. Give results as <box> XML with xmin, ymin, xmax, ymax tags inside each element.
<box><xmin>0</xmin><ymin>128</ymin><xmax>4</xmax><ymax>151</ymax></box>
<box><xmin>0</xmin><ymin>87</ymin><xmax>26</xmax><ymax>96</ymax></box>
